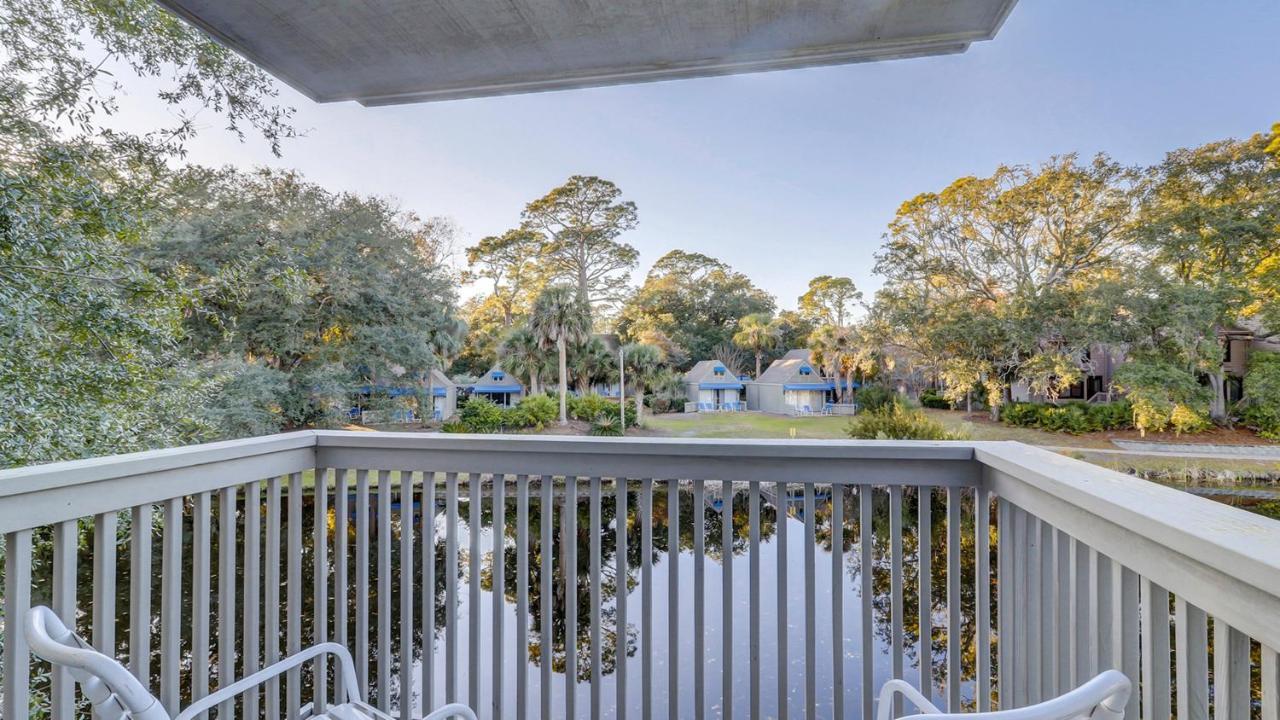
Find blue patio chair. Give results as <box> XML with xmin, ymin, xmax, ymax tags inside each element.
<box><xmin>800</xmin><ymin>404</ymin><xmax>813</xmax><ymax>416</ymax></box>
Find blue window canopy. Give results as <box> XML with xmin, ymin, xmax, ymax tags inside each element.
<box><xmin>471</xmin><ymin>384</ymin><xmax>523</xmax><ymax>393</ymax></box>
<box><xmin>492</xmin><ymin>370</ymin><xmax>505</xmax><ymax>380</ymax></box>
<box><xmin>713</xmin><ymin>366</ymin><xmax>726</xmax><ymax>376</ymax></box>
<box><xmin>700</xmin><ymin>382</ymin><xmax>744</xmax><ymax>390</ymax></box>
<box><xmin>783</xmin><ymin>382</ymin><xmax>830</xmax><ymax>391</ymax></box>
<box><xmin>799</xmin><ymin>365</ymin><xmax>813</xmax><ymax>375</ymax></box>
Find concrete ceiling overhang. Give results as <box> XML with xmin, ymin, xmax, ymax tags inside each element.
<box><xmin>156</xmin><ymin>0</ymin><xmax>1018</xmax><ymax>105</ymax></box>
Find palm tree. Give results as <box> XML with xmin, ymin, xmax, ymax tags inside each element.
<box><xmin>621</xmin><ymin>342</ymin><xmax>663</xmax><ymax>423</ymax></box>
<box><xmin>422</xmin><ymin>316</ymin><xmax>467</xmax><ymax>421</ymax></box>
<box><xmin>499</xmin><ymin>326</ymin><xmax>551</xmax><ymax>395</ymax></box>
<box><xmin>568</xmin><ymin>336</ymin><xmax>616</xmax><ymax>394</ymax></box>
<box><xmin>530</xmin><ymin>285</ymin><xmax>592</xmax><ymax>424</ymax></box>
<box><xmin>733</xmin><ymin>312</ymin><xmax>781</xmax><ymax>378</ymax></box>
<box><xmin>810</xmin><ymin>324</ymin><xmax>863</xmax><ymax>403</ymax></box>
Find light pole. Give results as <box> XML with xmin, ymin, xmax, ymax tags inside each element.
<box><xmin>619</xmin><ymin>345</ymin><xmax>626</xmax><ymax>433</ymax></box>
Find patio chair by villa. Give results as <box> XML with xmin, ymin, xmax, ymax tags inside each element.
<box><xmin>876</xmin><ymin>670</ymin><xmax>1130</xmax><ymax>720</ymax></box>
<box><xmin>25</xmin><ymin>606</ymin><xmax>476</xmax><ymax>720</ymax></box>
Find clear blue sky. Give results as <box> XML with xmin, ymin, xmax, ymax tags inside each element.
<box><xmin>115</xmin><ymin>0</ymin><xmax>1280</xmax><ymax>310</ymax></box>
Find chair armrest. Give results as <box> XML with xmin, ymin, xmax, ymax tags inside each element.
<box><xmin>423</xmin><ymin>703</ymin><xmax>478</xmax><ymax>720</ymax></box>
<box><xmin>876</xmin><ymin>680</ymin><xmax>943</xmax><ymax>720</ymax></box>
<box><xmin>174</xmin><ymin>643</ymin><xmax>360</xmax><ymax>720</ymax></box>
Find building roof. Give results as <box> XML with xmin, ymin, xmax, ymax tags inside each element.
<box><xmin>470</xmin><ymin>367</ymin><xmax>524</xmax><ymax>393</ymax></box>
<box><xmin>155</xmin><ymin>0</ymin><xmax>1018</xmax><ymax>104</ymax></box>
<box><xmin>756</xmin><ymin>349</ymin><xmax>822</xmax><ymax>385</ymax></box>
<box><xmin>683</xmin><ymin>360</ymin><xmax>744</xmax><ymax>389</ymax></box>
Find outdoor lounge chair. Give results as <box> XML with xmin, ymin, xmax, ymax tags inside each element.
<box><xmin>25</xmin><ymin>606</ymin><xmax>476</xmax><ymax>720</ymax></box>
<box><xmin>876</xmin><ymin>670</ymin><xmax>1130</xmax><ymax>720</ymax></box>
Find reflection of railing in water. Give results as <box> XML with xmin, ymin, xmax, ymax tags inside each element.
<box><xmin>2</xmin><ymin>433</ymin><xmax>1279</xmax><ymax>720</ymax></box>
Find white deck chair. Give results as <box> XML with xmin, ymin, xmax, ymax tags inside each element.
<box><xmin>25</xmin><ymin>606</ymin><xmax>475</xmax><ymax>720</ymax></box>
<box><xmin>876</xmin><ymin>670</ymin><xmax>1130</xmax><ymax>720</ymax></box>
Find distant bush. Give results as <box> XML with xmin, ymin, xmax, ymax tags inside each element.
<box><xmin>441</xmin><ymin>420</ymin><xmax>468</xmax><ymax>433</ymax></box>
<box><xmin>569</xmin><ymin>392</ymin><xmax>638</xmax><ymax>426</ymax></box>
<box><xmin>589</xmin><ymin>414</ymin><xmax>623</xmax><ymax>436</ymax></box>
<box><xmin>1000</xmin><ymin>401</ymin><xmax>1133</xmax><ymax>434</ymax></box>
<box><xmin>855</xmin><ymin>384</ymin><xmax>896</xmax><ymax>413</ymax></box>
<box><xmin>919</xmin><ymin>388</ymin><xmax>951</xmax><ymax>409</ymax></box>
<box><xmin>1113</xmin><ymin>359</ymin><xmax>1211</xmax><ymax>436</ymax></box>
<box><xmin>1241</xmin><ymin>351</ymin><xmax>1280</xmax><ymax>440</ymax></box>
<box><xmin>846</xmin><ymin>403</ymin><xmax>969</xmax><ymax>440</ymax></box>
<box><xmin>514</xmin><ymin>394</ymin><xmax>558</xmax><ymax>430</ymax></box>
<box><xmin>457</xmin><ymin>396</ymin><xmax>505</xmax><ymax>432</ymax></box>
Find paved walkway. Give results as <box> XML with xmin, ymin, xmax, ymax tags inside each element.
<box><xmin>1045</xmin><ymin>444</ymin><xmax>1280</xmax><ymax>462</ymax></box>
<box><xmin>1110</xmin><ymin>440</ymin><xmax>1280</xmax><ymax>459</ymax></box>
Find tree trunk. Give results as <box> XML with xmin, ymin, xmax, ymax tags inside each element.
<box><xmin>558</xmin><ymin>337</ymin><xmax>568</xmax><ymax>425</ymax></box>
<box><xmin>425</xmin><ymin>371</ymin><xmax>434</xmax><ymax>423</ymax></box>
<box><xmin>755</xmin><ymin>352</ymin><xmax>762</xmax><ymax>379</ymax></box>
<box><xmin>1208</xmin><ymin>371</ymin><xmax>1227</xmax><ymax>423</ymax></box>
<box><xmin>635</xmin><ymin>390</ymin><xmax>644</xmax><ymax>424</ymax></box>
<box><xmin>966</xmin><ymin>390</ymin><xmax>972</xmax><ymax>415</ymax></box>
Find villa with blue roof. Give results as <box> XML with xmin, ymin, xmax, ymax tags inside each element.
<box><xmin>746</xmin><ymin>349</ymin><xmax>830</xmax><ymax>414</ymax></box>
<box><xmin>682</xmin><ymin>360</ymin><xmax>744</xmax><ymax>412</ymax></box>
<box><xmin>468</xmin><ymin>366</ymin><xmax>524</xmax><ymax>407</ymax></box>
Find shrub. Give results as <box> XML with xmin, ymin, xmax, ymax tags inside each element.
<box><xmin>1113</xmin><ymin>359</ymin><xmax>1211</xmax><ymax>436</ymax></box>
<box><xmin>589</xmin><ymin>414</ymin><xmax>623</xmax><ymax>436</ymax></box>
<box><xmin>515</xmin><ymin>394</ymin><xmax>558</xmax><ymax>430</ymax></box>
<box><xmin>458</xmin><ymin>396</ymin><xmax>504</xmax><ymax>433</ymax></box>
<box><xmin>855</xmin><ymin>384</ymin><xmax>895</xmax><ymax>413</ymax></box>
<box><xmin>1241</xmin><ymin>351</ymin><xmax>1280</xmax><ymax>439</ymax></box>
<box><xmin>441</xmin><ymin>420</ymin><xmax>468</xmax><ymax>433</ymax></box>
<box><xmin>919</xmin><ymin>388</ymin><xmax>951</xmax><ymax>409</ymax></box>
<box><xmin>846</xmin><ymin>404</ymin><xmax>969</xmax><ymax>440</ymax></box>
<box><xmin>568</xmin><ymin>393</ymin><xmax>613</xmax><ymax>421</ymax></box>
<box><xmin>1000</xmin><ymin>401</ymin><xmax>1133</xmax><ymax>434</ymax></box>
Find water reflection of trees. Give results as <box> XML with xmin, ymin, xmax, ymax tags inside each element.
<box><xmin>16</xmin><ymin>478</ymin><xmax>994</xmax><ymax>718</ymax></box>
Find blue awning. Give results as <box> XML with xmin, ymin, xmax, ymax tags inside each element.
<box><xmin>699</xmin><ymin>382</ymin><xmax>744</xmax><ymax>390</ymax></box>
<box><xmin>471</xmin><ymin>384</ymin><xmax>523</xmax><ymax>393</ymax></box>
<box><xmin>783</xmin><ymin>383</ymin><xmax>831</xmax><ymax>391</ymax></box>
<box><xmin>432</xmin><ymin>387</ymin><xmax>447</xmax><ymax>397</ymax></box>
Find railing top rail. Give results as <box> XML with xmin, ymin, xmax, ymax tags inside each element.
<box><xmin>0</xmin><ymin>431</ymin><xmax>317</xmax><ymax>498</ymax></box>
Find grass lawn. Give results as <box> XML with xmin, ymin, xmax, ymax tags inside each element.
<box><xmin>644</xmin><ymin>412</ymin><xmax>851</xmax><ymax>439</ymax></box>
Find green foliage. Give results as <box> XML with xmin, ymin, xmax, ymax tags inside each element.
<box><xmin>589</xmin><ymin>414</ymin><xmax>623</xmax><ymax>437</ymax></box>
<box><xmin>457</xmin><ymin>396</ymin><xmax>506</xmax><ymax>433</ymax></box>
<box><xmin>1112</xmin><ymin>359</ymin><xmax>1212</xmax><ymax>436</ymax></box>
<box><xmin>919</xmin><ymin>389</ymin><xmax>951</xmax><ymax>409</ymax></box>
<box><xmin>514</xmin><ymin>394</ymin><xmax>558</xmax><ymax>430</ymax></box>
<box><xmin>1001</xmin><ymin>401</ymin><xmax>1133</xmax><ymax>434</ymax></box>
<box><xmin>855</xmin><ymin>384</ymin><xmax>896</xmax><ymax>413</ymax></box>
<box><xmin>798</xmin><ymin>275</ymin><xmax>862</xmax><ymax>328</ymax></box>
<box><xmin>196</xmin><ymin>359</ymin><xmax>290</xmax><ymax>438</ymax></box>
<box><xmin>846</xmin><ymin>403</ymin><xmax>969</xmax><ymax>440</ymax></box>
<box><xmin>1241</xmin><ymin>351</ymin><xmax>1280</xmax><ymax>439</ymax></box>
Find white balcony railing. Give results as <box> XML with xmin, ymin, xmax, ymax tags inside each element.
<box><xmin>1</xmin><ymin>432</ymin><xmax>1278</xmax><ymax>719</ymax></box>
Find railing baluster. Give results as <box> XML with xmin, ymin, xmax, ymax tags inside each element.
<box><xmin>540</xmin><ymin>475</ymin><xmax>553</xmax><ymax>720</ymax></box>
<box><xmin>1038</xmin><ymin>519</ymin><xmax>1053</xmax><ymax>703</ymax></box>
<box><xmin>641</xmin><ymin>477</ymin><xmax>654</xmax><ymax>720</ymax></box>
<box><xmin>1012</xmin><ymin>505</ymin><xmax>1028</xmax><ymax>708</ymax></box>
<box><xmin>517</xmin><ymin>474</ymin><xmax>530</xmax><ymax>719</ymax></box>
<box><xmin>748</xmin><ymin>481</ymin><xmax>761</xmax><ymax>720</ymax></box>
<box><xmin>919</xmin><ymin>487</ymin><xmax>934</xmax><ymax>706</ymax></box>
<box><xmin>1141</xmin><ymin>579</ymin><xmax>1171</xmax><ymax>719</ymax></box>
<box><xmin>1070</xmin><ymin>537</ymin><xmax>1090</xmax><ymax>688</ymax></box>
<box><xmin>265</xmin><ymin>478</ymin><xmax>283</xmax><ymax>720</ymax></box>
<box><xmin>51</xmin><ymin>520</ymin><xmax>77</xmax><ymax>720</ymax></box>
<box><xmin>93</xmin><ymin>511</ymin><xmax>119</xmax><ymax>658</ymax></box>
<box><xmin>776</xmin><ymin>480</ymin><xmax>788</xmax><ymax>720</ymax></box>
<box><xmin>859</xmin><ymin>485</ymin><xmax>873</xmax><ymax>720</ymax></box>
<box><xmin>590</xmin><ymin>477</ymin><xmax>603</xmax><ymax>720</ymax></box>
<box><xmin>1263</xmin><ymin>645</ymin><xmax>1279</xmax><ymax>720</ymax></box>
<box><xmin>193</xmin><ymin>492</ymin><xmax>213</xmax><ymax>717</ymax></box>
<box><xmin>401</xmin><ymin>471</ymin><xmax>416</xmax><ymax>720</ymax></box>
<box><xmin>1114</xmin><ymin>565</ymin><xmax>1140</xmax><ymax>720</ymax></box>
<box><xmin>218</xmin><ymin>486</ymin><xmax>238</xmax><ymax>720</ymax></box>
<box><xmin>423</xmin><ymin>471</ymin><xmax>437</xmax><ymax>715</ymax></box>
<box><xmin>314</xmin><ymin>468</ymin><xmax>329</xmax><ymax>712</ymax></box>
<box><xmin>380</xmin><ymin>469</ymin><xmax>394</xmax><ymax>710</ymax></box>
<box><xmin>996</xmin><ymin>498</ymin><xmax>1010</xmax><ymax>711</ymax></box>
<box><xmin>694</xmin><ymin>477</ymin><xmax>706</xmax><ymax>720</ymax></box>
<box><xmin>565</xmin><ymin>476</ymin><xmax>579</xmax><ymax>720</ymax></box>
<box><xmin>802</xmin><ymin>482</ymin><xmax>815</xmax><ymax>720</ymax></box>
<box><xmin>1174</xmin><ymin>597</ymin><xmax>1208</xmax><ymax>720</ymax></box>
<box><xmin>1091</xmin><ymin>551</ymin><xmax>1114</xmax><ymax>676</ymax></box>
<box><xmin>493</xmin><ymin>474</ymin><xmax>507</xmax><ymax>720</ymax></box>
<box><xmin>3</xmin><ymin>529</ymin><xmax>33</xmax><ymax>720</ymax></box>
<box><xmin>1055</xmin><ymin>530</ymin><xmax>1070</xmax><ymax>696</ymax></box>
<box><xmin>356</xmin><ymin>469</ymin><xmax>372</xmax><ymax>698</ymax></box>
<box><xmin>975</xmin><ymin>488</ymin><xmax>991</xmax><ymax>711</ymax></box>
<box><xmin>888</xmin><ymin>485</ymin><xmax>902</xmax><ymax>718</ymax></box>
<box><xmin>721</xmin><ymin>479</ymin><xmax>734</xmax><ymax>720</ymax></box>
<box><xmin>617</xmin><ymin>478</ymin><xmax>630</xmax><ymax>720</ymax></box>
<box><xmin>835</xmin><ymin>484</ymin><xmax>849</xmax><ymax>720</ymax></box>
<box><xmin>468</xmin><ymin>473</ymin><xmax>481</xmax><ymax>710</ymax></box>
<box><xmin>130</xmin><ymin>505</ymin><xmax>152</xmax><ymax>685</ymax></box>
<box><xmin>670</xmin><ymin>478</ymin><xmax>682</xmax><ymax>720</ymax></box>
<box><xmin>288</xmin><ymin>472</ymin><xmax>304</xmax><ymax>718</ymax></box>
<box><xmin>161</xmin><ymin>498</ymin><xmax>184</xmax><ymax>716</ymax></box>
<box><xmin>1025</xmin><ymin>514</ymin><xmax>1041</xmax><ymax>705</ymax></box>
<box><xmin>946</xmin><ymin>486</ymin><xmax>961</xmax><ymax>711</ymax></box>
<box><xmin>334</xmin><ymin>469</ymin><xmax>350</xmax><ymax>703</ymax></box>
<box><xmin>1212</xmin><ymin>619</ymin><xmax>1249</xmax><ymax>720</ymax></box>
<box><xmin>243</xmin><ymin>480</ymin><xmax>262</xmax><ymax>720</ymax></box>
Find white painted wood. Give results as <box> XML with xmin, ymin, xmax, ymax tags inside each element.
<box><xmin>52</xmin><ymin>519</ymin><xmax>77</xmax><ymax>720</ymax></box>
<box><xmin>1038</xmin><ymin>520</ymin><xmax>1053</xmax><ymax>703</ymax></box>
<box><xmin>129</xmin><ymin>505</ymin><xmax>153</xmax><ymax>686</ymax></box>
<box><xmin>333</xmin><ymin>469</ymin><xmax>350</xmax><ymax>703</ymax></box>
<box><xmin>721</xmin><ymin>479</ymin><xmax>734</xmax><ymax>720</ymax></box>
<box><xmin>920</xmin><ymin>487</ymin><xmax>934</xmax><ymax>707</ymax></box>
<box><xmin>1174</xmin><ymin>597</ymin><xmax>1208</xmax><ymax>720</ymax></box>
<box><xmin>287</xmin><ymin>473</ymin><xmax>303</xmax><ymax>719</ymax></box>
<box><xmin>217</xmin><ymin>486</ymin><xmax>238</xmax><ymax>720</ymax></box>
<box><xmin>401</xmin><ymin>471</ymin><xmax>416</xmax><ymax>720</ymax></box>
<box><xmin>93</xmin><ymin>511</ymin><xmax>119</xmax><ymax>662</ymax></box>
<box><xmin>1263</xmin><ymin>645</ymin><xmax>1279</xmax><ymax>720</ymax></box>
<box><xmin>467</xmin><ymin>473</ymin><xmax>480</xmax><ymax>710</ymax></box>
<box><xmin>243</xmin><ymin>480</ymin><xmax>262</xmax><ymax>720</ymax></box>
<box><xmin>641</xmin><ymin>477</ymin><xmax>654</xmax><ymax>720</ymax></box>
<box><xmin>975</xmin><ymin>488</ymin><xmax>991</xmax><ymax>712</ymax></box>
<box><xmin>996</xmin><ymin>498</ymin><xmax>1010</xmax><ymax>711</ymax></box>
<box><xmin>1114</xmin><ymin>565</ymin><xmax>1140</xmax><ymax>720</ymax></box>
<box><xmin>591</xmin><ymin>476</ymin><xmax>603</xmax><ymax>720</ymax></box>
<box><xmin>1012</xmin><ymin>505</ymin><xmax>1028</xmax><ymax>708</ymax></box>
<box><xmin>565</xmin><ymin>476</ymin><xmax>579</xmax><ymax>720</ymax></box>
<box><xmin>540</xmin><ymin>475</ymin><xmax>553</xmax><ymax>720</ymax></box>
<box><xmin>161</xmin><ymin>498</ymin><xmax>183</xmax><ymax>716</ymax></box>
<box><xmin>802</xmin><ymin>482</ymin><xmax>815</xmax><ymax>720</ymax></box>
<box><xmin>1139</xmin><ymin>578</ymin><xmax>1170</xmax><ymax>720</ymax></box>
<box><xmin>380</xmin><ymin>470</ymin><xmax>394</xmax><ymax>710</ymax></box>
<box><xmin>1090</xmin><ymin>551</ymin><xmax>1113</xmax><ymax>677</ymax></box>
<box><xmin>860</xmin><ymin>486</ymin><xmax>874</xmax><ymax>720</ymax></box>
<box><xmin>694</xmin><ymin>477</ymin><xmax>707</xmax><ymax>720</ymax></box>
<box><xmin>1069</xmin><ymin>537</ymin><xmax>1090</xmax><ymax>688</ymax></box>
<box><xmin>446</xmin><ymin>471</ymin><xmax>459</xmax><ymax>705</ymax></box>
<box><xmin>4</xmin><ymin>529</ymin><xmax>33</xmax><ymax>720</ymax></box>
<box><xmin>946</xmin><ymin>486</ymin><xmax>962</xmax><ymax>712</ymax></box>
<box><xmin>1054</xmin><ymin>530</ymin><xmax>1069</xmax><ymax>697</ymax></box>
<box><xmin>617</xmin><ymin>477</ymin><xmax>630</xmax><ymax>720</ymax></box>
<box><xmin>423</xmin><ymin>471</ymin><xmax>437</xmax><ymax>714</ymax></box>
<box><xmin>889</xmin><ymin>485</ymin><xmax>903</xmax><ymax>719</ymax></box>
<box><xmin>265</xmin><ymin>477</ymin><xmax>283</xmax><ymax>720</ymax></box>
<box><xmin>1212</xmin><ymin>619</ymin><xmax>1249</xmax><ymax>720</ymax></box>
<box><xmin>314</xmin><ymin>468</ymin><xmax>329</xmax><ymax>712</ymax></box>
<box><xmin>670</xmin><ymin>478</ymin><xmax>681</xmax><ymax>720</ymax></box>
<box><xmin>356</xmin><ymin>469</ymin><xmax>372</xmax><ymax>698</ymax></box>
<box><xmin>192</xmin><ymin>492</ymin><xmax>212</xmax><ymax>719</ymax></box>
<box><xmin>516</xmin><ymin>475</ymin><xmax>530</xmax><ymax>720</ymax></box>
<box><xmin>493</xmin><ymin>474</ymin><xmax>507</xmax><ymax>720</ymax></box>
<box><xmin>777</xmin><ymin>480</ymin><xmax>789</xmax><ymax>720</ymax></box>
<box><xmin>749</xmin><ymin>481</ymin><xmax>761</xmax><ymax>720</ymax></box>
